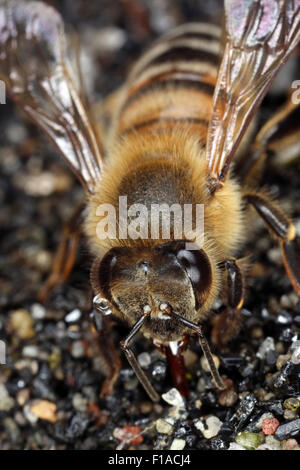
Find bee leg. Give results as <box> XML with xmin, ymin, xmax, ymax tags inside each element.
<box><xmin>37</xmin><ymin>202</ymin><xmax>85</xmax><ymax>303</ymax></box>
<box><xmin>120</xmin><ymin>313</ymin><xmax>160</xmax><ymax>402</ymax></box>
<box><xmin>165</xmin><ymin>338</ymin><xmax>189</xmax><ymax>398</ymax></box>
<box><xmin>90</xmin><ymin>311</ymin><xmax>121</xmax><ymax>397</ymax></box>
<box><xmin>211</xmin><ymin>259</ymin><xmax>244</xmax><ymax>349</ymax></box>
<box><xmin>245</xmin><ymin>192</ymin><xmax>300</xmax><ymax>293</ymax></box>
<box><xmin>235</xmin><ymin>99</ymin><xmax>299</xmax><ymax>185</ymax></box>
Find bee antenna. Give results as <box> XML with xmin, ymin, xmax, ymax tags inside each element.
<box><xmin>172</xmin><ymin>311</ymin><xmax>225</xmax><ymax>390</ymax></box>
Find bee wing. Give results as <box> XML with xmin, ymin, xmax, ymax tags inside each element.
<box><xmin>206</xmin><ymin>0</ymin><xmax>300</xmax><ymax>183</ymax></box>
<box><xmin>0</xmin><ymin>0</ymin><xmax>103</xmax><ymax>194</ymax></box>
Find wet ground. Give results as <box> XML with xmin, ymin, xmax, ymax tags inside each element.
<box><xmin>0</xmin><ymin>0</ymin><xmax>300</xmax><ymax>450</ymax></box>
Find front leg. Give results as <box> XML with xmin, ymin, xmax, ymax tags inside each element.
<box><xmin>245</xmin><ymin>192</ymin><xmax>300</xmax><ymax>293</ymax></box>
<box><xmin>212</xmin><ymin>259</ymin><xmax>245</xmax><ymax>349</ymax></box>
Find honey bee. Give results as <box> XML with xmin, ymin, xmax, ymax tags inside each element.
<box><xmin>1</xmin><ymin>0</ymin><xmax>300</xmax><ymax>402</ymax></box>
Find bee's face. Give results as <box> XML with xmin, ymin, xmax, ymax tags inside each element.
<box><xmin>91</xmin><ymin>242</ymin><xmax>213</xmax><ymax>342</ymax></box>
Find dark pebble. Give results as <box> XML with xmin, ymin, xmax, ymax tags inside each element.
<box><xmin>32</xmin><ymin>376</ymin><xmax>55</xmax><ymax>400</ymax></box>
<box><xmin>293</xmin><ymin>315</ymin><xmax>300</xmax><ymax>326</ymax></box>
<box><xmin>229</xmin><ymin>394</ymin><xmax>257</xmax><ymax>432</ymax></box>
<box><xmin>186</xmin><ymin>434</ymin><xmax>197</xmax><ymax>448</ymax></box>
<box><xmin>267</xmin><ymin>400</ymin><xmax>284</xmax><ymax>416</ymax></box>
<box><xmin>266</xmin><ymin>350</ymin><xmax>278</xmax><ymax>366</ymax></box>
<box><xmin>219</xmin><ymin>354</ymin><xmax>245</xmax><ymax>368</ymax></box>
<box><xmin>151</xmin><ymin>360</ymin><xmax>167</xmax><ymax>380</ymax></box>
<box><xmin>275</xmin><ymin>419</ymin><xmax>300</xmax><ymax>440</ymax></box>
<box><xmin>65</xmin><ymin>413</ymin><xmax>90</xmax><ymax>440</ymax></box>
<box><xmin>273</xmin><ymin>360</ymin><xmax>295</xmax><ymax>388</ymax></box>
<box><xmin>210</xmin><ymin>437</ymin><xmax>228</xmax><ymax>450</ymax></box>
<box><xmin>279</xmin><ymin>328</ymin><xmax>297</xmax><ymax>343</ymax></box>
<box><xmin>276</xmin><ymin>310</ymin><xmax>293</xmax><ymax>325</ymax></box>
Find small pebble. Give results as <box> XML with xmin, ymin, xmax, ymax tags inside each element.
<box><xmin>170</xmin><ymin>438</ymin><xmax>186</xmax><ymax>450</ymax></box>
<box><xmin>276</xmin><ymin>310</ymin><xmax>292</xmax><ymax>325</ymax></box>
<box><xmin>283</xmin><ymin>409</ymin><xmax>297</xmax><ymax>421</ymax></box>
<box><xmin>30</xmin><ymin>303</ymin><xmax>46</xmax><ymax>320</ymax></box>
<box><xmin>138</xmin><ymin>352</ymin><xmax>151</xmax><ymax>368</ymax></box>
<box><xmin>268</xmin><ymin>247</ymin><xmax>281</xmax><ymax>264</ymax></box>
<box><xmin>235</xmin><ymin>432</ymin><xmax>265</xmax><ymax>450</ymax></box>
<box><xmin>275</xmin><ymin>342</ymin><xmax>285</xmax><ymax>354</ymax></box>
<box><xmin>71</xmin><ymin>340</ymin><xmax>85</xmax><ymax>358</ymax></box>
<box><xmin>0</xmin><ymin>384</ymin><xmax>15</xmax><ymax>411</ymax></box>
<box><xmin>256</xmin><ymin>337</ymin><xmax>275</xmax><ymax>360</ymax></box>
<box><xmin>124</xmin><ymin>377</ymin><xmax>138</xmax><ymax>391</ymax></box>
<box><xmin>72</xmin><ymin>393</ymin><xmax>88</xmax><ymax>412</ymax></box>
<box><xmin>262</xmin><ymin>417</ymin><xmax>280</xmax><ymax>435</ymax></box>
<box><xmin>285</xmin><ymin>438</ymin><xmax>299</xmax><ymax>450</ymax></box>
<box><xmin>290</xmin><ymin>340</ymin><xmax>300</xmax><ymax>364</ymax></box>
<box><xmin>156</xmin><ymin>418</ymin><xmax>174</xmax><ymax>435</ymax></box>
<box><xmin>10</xmin><ymin>309</ymin><xmax>35</xmax><ymax>339</ymax></box>
<box><xmin>29</xmin><ymin>399</ymin><xmax>57</xmax><ymax>423</ymax></box>
<box><xmin>140</xmin><ymin>402</ymin><xmax>153</xmax><ymax>414</ymax></box>
<box><xmin>162</xmin><ymin>388</ymin><xmax>185</xmax><ymax>409</ymax></box>
<box><xmin>113</xmin><ymin>426</ymin><xmax>143</xmax><ymax>445</ymax></box>
<box><xmin>251</xmin><ymin>327</ymin><xmax>264</xmax><ymax>339</ymax></box>
<box><xmin>275</xmin><ymin>419</ymin><xmax>300</xmax><ymax>440</ymax></box>
<box><xmin>276</xmin><ymin>354</ymin><xmax>290</xmax><ymax>370</ymax></box>
<box><xmin>23</xmin><ymin>403</ymin><xmax>39</xmax><ymax>424</ymax></box>
<box><xmin>195</xmin><ymin>416</ymin><xmax>222</xmax><ymax>439</ymax></box>
<box><xmin>229</xmin><ymin>394</ymin><xmax>257</xmax><ymax>430</ymax></box>
<box><xmin>182</xmin><ymin>349</ymin><xmax>198</xmax><ymax>368</ymax></box>
<box><xmin>280</xmin><ymin>295</ymin><xmax>292</xmax><ymax>309</ymax></box>
<box><xmin>65</xmin><ymin>309</ymin><xmax>82</xmax><ymax>323</ymax></box>
<box><xmin>228</xmin><ymin>443</ymin><xmax>246</xmax><ymax>450</ymax></box>
<box><xmin>263</xmin><ymin>435</ymin><xmax>281</xmax><ymax>450</ymax></box>
<box><xmin>22</xmin><ymin>345</ymin><xmax>39</xmax><ymax>358</ymax></box>
<box><xmin>48</xmin><ymin>349</ymin><xmax>62</xmax><ymax>371</ymax></box>
<box><xmin>218</xmin><ymin>388</ymin><xmax>238</xmax><ymax>407</ymax></box>
<box><xmin>16</xmin><ymin>388</ymin><xmax>30</xmax><ymax>406</ymax></box>
<box><xmin>3</xmin><ymin>417</ymin><xmax>21</xmax><ymax>443</ymax></box>
<box><xmin>284</xmin><ymin>397</ymin><xmax>300</xmax><ymax>412</ymax></box>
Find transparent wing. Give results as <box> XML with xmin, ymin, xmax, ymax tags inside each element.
<box><xmin>0</xmin><ymin>0</ymin><xmax>103</xmax><ymax>194</ymax></box>
<box><xmin>206</xmin><ymin>0</ymin><xmax>300</xmax><ymax>183</ymax></box>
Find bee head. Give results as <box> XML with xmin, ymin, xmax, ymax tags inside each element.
<box><xmin>91</xmin><ymin>241</ymin><xmax>213</xmax><ymax>342</ymax></box>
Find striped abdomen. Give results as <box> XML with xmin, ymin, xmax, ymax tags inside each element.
<box><xmin>114</xmin><ymin>23</ymin><xmax>221</xmax><ymax>143</ymax></box>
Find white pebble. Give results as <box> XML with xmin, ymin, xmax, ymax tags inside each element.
<box><xmin>170</xmin><ymin>438</ymin><xmax>186</xmax><ymax>450</ymax></box>
<box><xmin>65</xmin><ymin>309</ymin><xmax>82</xmax><ymax>323</ymax></box>
<box><xmin>162</xmin><ymin>388</ymin><xmax>185</xmax><ymax>409</ymax></box>
<box><xmin>291</xmin><ymin>340</ymin><xmax>300</xmax><ymax>365</ymax></box>
<box><xmin>254</xmin><ymin>412</ymin><xmax>274</xmax><ymax>431</ymax></box>
<box><xmin>138</xmin><ymin>352</ymin><xmax>151</xmax><ymax>368</ymax></box>
<box><xmin>194</xmin><ymin>416</ymin><xmax>222</xmax><ymax>439</ymax></box>
<box><xmin>71</xmin><ymin>340</ymin><xmax>85</xmax><ymax>358</ymax></box>
<box><xmin>267</xmin><ymin>247</ymin><xmax>281</xmax><ymax>264</ymax></box>
<box><xmin>72</xmin><ymin>393</ymin><xmax>88</xmax><ymax>412</ymax></box>
<box><xmin>156</xmin><ymin>418</ymin><xmax>173</xmax><ymax>435</ymax></box>
<box><xmin>256</xmin><ymin>337</ymin><xmax>275</xmax><ymax>360</ymax></box>
<box><xmin>23</xmin><ymin>403</ymin><xmax>39</xmax><ymax>424</ymax></box>
<box><xmin>22</xmin><ymin>345</ymin><xmax>39</xmax><ymax>358</ymax></box>
<box><xmin>30</xmin><ymin>303</ymin><xmax>46</xmax><ymax>320</ymax></box>
<box><xmin>228</xmin><ymin>442</ymin><xmax>246</xmax><ymax>450</ymax></box>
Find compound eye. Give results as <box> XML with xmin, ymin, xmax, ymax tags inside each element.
<box><xmin>90</xmin><ymin>246</ymin><xmax>130</xmax><ymax>306</ymax></box>
<box><xmin>156</xmin><ymin>241</ymin><xmax>212</xmax><ymax>309</ymax></box>
<box><xmin>176</xmin><ymin>248</ymin><xmax>212</xmax><ymax>307</ymax></box>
